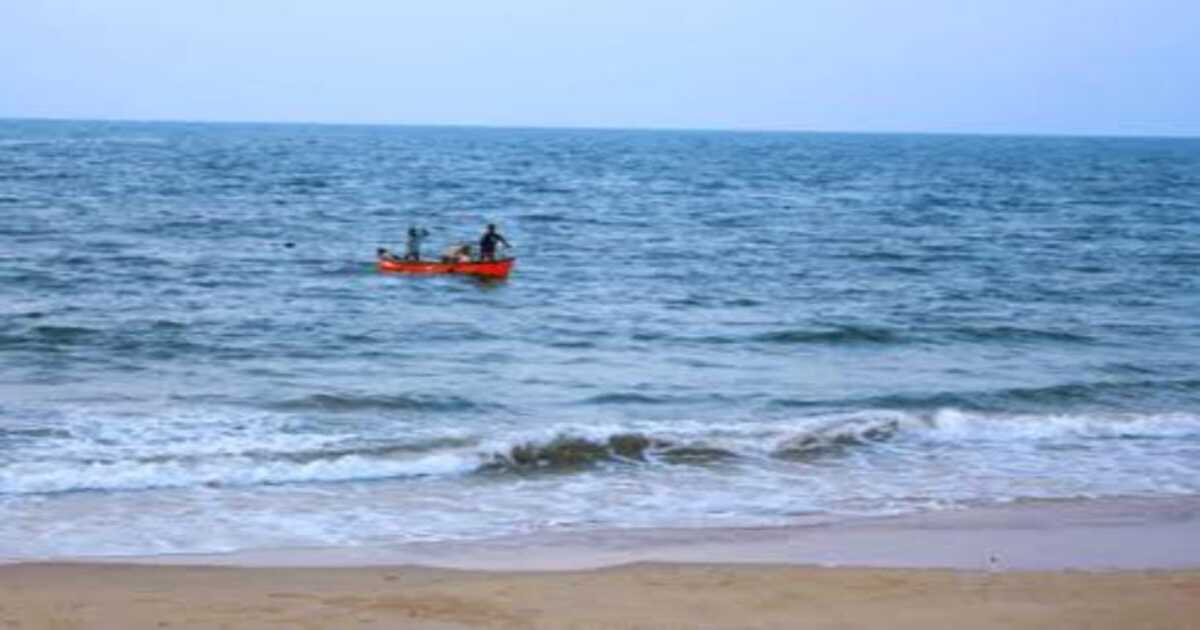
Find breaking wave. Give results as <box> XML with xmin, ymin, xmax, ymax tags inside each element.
<box><xmin>2</xmin><ymin>409</ymin><xmax>1196</xmax><ymax>496</ymax></box>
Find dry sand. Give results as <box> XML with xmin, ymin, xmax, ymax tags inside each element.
<box><xmin>1</xmin><ymin>562</ymin><xmax>1198</xmax><ymax>629</ymax></box>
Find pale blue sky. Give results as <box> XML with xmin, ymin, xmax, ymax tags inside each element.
<box><xmin>1</xmin><ymin>0</ymin><xmax>1197</xmax><ymax>135</ymax></box>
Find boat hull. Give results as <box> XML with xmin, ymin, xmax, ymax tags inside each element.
<box><xmin>377</xmin><ymin>258</ymin><xmax>515</xmax><ymax>278</ymax></box>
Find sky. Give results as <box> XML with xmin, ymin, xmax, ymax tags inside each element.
<box><xmin>1</xmin><ymin>0</ymin><xmax>1197</xmax><ymax>136</ymax></box>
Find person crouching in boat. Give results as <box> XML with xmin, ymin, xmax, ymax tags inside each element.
<box><xmin>440</xmin><ymin>242</ymin><xmax>473</xmax><ymax>263</ymax></box>
<box><xmin>404</xmin><ymin>226</ymin><xmax>429</xmax><ymax>261</ymax></box>
<box><xmin>377</xmin><ymin>247</ymin><xmax>403</xmax><ymax>263</ymax></box>
<box><xmin>479</xmin><ymin>224</ymin><xmax>511</xmax><ymax>261</ymax></box>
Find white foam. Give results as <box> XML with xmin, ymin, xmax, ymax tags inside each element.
<box><xmin>919</xmin><ymin>409</ymin><xmax>1200</xmax><ymax>441</ymax></box>
<box><xmin>0</xmin><ymin>452</ymin><xmax>477</xmax><ymax>495</ymax></box>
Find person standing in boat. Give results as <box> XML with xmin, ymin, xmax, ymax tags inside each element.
<box><xmin>478</xmin><ymin>224</ymin><xmax>511</xmax><ymax>261</ymax></box>
<box><xmin>404</xmin><ymin>226</ymin><xmax>429</xmax><ymax>261</ymax></box>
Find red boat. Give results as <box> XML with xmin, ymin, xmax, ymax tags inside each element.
<box><xmin>377</xmin><ymin>257</ymin><xmax>515</xmax><ymax>279</ymax></box>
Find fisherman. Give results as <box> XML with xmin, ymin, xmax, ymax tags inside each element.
<box><xmin>478</xmin><ymin>223</ymin><xmax>511</xmax><ymax>262</ymax></box>
<box><xmin>404</xmin><ymin>226</ymin><xmax>430</xmax><ymax>261</ymax></box>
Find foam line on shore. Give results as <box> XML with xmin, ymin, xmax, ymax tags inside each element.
<box><xmin>32</xmin><ymin>495</ymin><xmax>1200</xmax><ymax>572</ymax></box>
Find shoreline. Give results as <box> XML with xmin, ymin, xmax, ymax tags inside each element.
<box><xmin>4</xmin><ymin>496</ymin><xmax>1199</xmax><ymax>628</ymax></box>
<box><xmin>16</xmin><ymin>494</ymin><xmax>1200</xmax><ymax>572</ymax></box>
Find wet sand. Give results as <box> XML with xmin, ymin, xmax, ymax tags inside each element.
<box><xmin>3</xmin><ymin>498</ymin><xmax>1199</xmax><ymax>629</ymax></box>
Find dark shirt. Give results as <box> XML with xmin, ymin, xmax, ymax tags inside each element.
<box><xmin>480</xmin><ymin>231</ymin><xmax>509</xmax><ymax>252</ymax></box>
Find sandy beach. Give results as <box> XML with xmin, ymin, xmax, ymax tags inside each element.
<box><xmin>3</xmin><ymin>562</ymin><xmax>1198</xmax><ymax>629</ymax></box>
<box><xmin>4</xmin><ymin>498</ymin><xmax>1199</xmax><ymax>629</ymax></box>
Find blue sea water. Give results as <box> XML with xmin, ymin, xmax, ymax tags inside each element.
<box><xmin>2</xmin><ymin>119</ymin><xmax>1199</xmax><ymax>558</ymax></box>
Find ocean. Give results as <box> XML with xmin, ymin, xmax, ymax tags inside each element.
<box><xmin>2</xmin><ymin>119</ymin><xmax>1198</xmax><ymax>559</ymax></box>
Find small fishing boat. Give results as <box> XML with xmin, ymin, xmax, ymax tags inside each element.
<box><xmin>377</xmin><ymin>257</ymin><xmax>515</xmax><ymax>279</ymax></box>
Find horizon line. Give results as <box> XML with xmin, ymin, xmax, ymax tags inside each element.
<box><xmin>1</xmin><ymin>114</ymin><xmax>1197</xmax><ymax>141</ymax></box>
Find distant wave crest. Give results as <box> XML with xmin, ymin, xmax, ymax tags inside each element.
<box><xmin>623</xmin><ymin>323</ymin><xmax>1100</xmax><ymax>349</ymax></box>
<box><xmin>752</xmin><ymin>326</ymin><xmax>902</xmax><ymax>345</ymax></box>
<box><xmin>771</xmin><ymin>378</ymin><xmax>1200</xmax><ymax>412</ymax></box>
<box><xmin>270</xmin><ymin>393</ymin><xmax>484</xmax><ymax>413</ymax></box>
